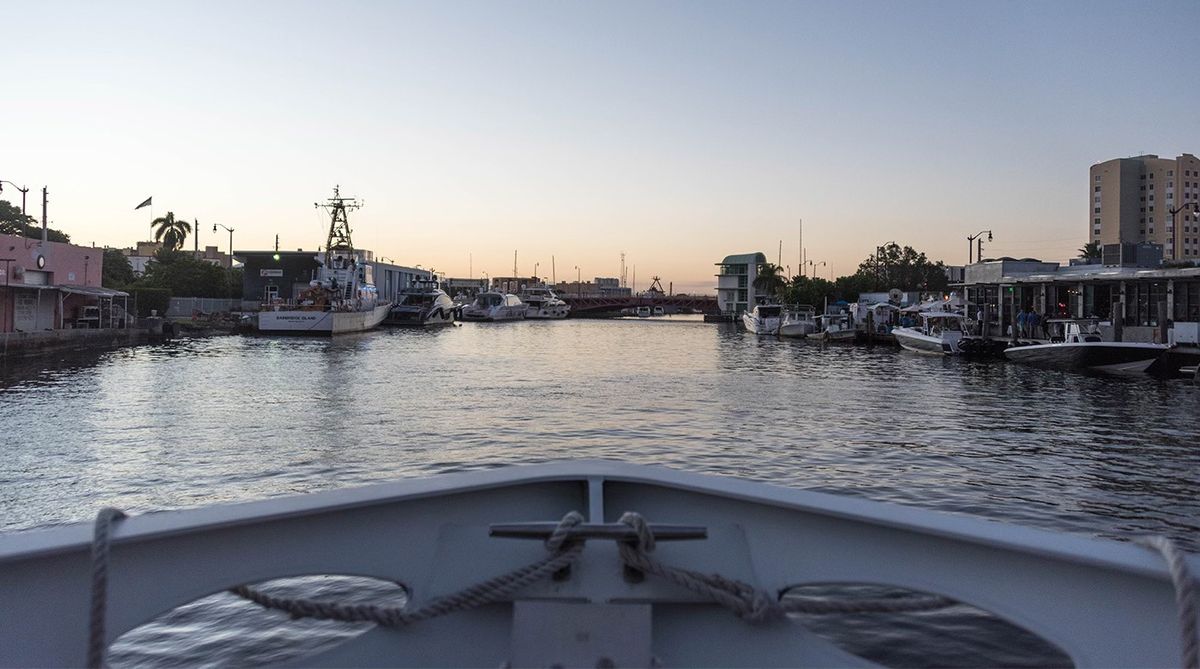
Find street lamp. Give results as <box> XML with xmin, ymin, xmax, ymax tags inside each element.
<box><xmin>212</xmin><ymin>223</ymin><xmax>234</xmax><ymax>269</ymax></box>
<box><xmin>967</xmin><ymin>230</ymin><xmax>992</xmax><ymax>264</ymax></box>
<box><xmin>1169</xmin><ymin>203</ymin><xmax>1200</xmax><ymax>261</ymax></box>
<box><xmin>806</xmin><ymin>260</ymin><xmax>826</xmax><ymax>277</ymax></box>
<box><xmin>574</xmin><ymin>265</ymin><xmax>581</xmax><ymax>297</ymax></box>
<box><xmin>0</xmin><ymin>181</ymin><xmax>29</xmax><ymax>215</ymax></box>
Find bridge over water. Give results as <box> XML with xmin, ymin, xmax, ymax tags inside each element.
<box><xmin>561</xmin><ymin>294</ymin><xmax>719</xmax><ymax>314</ymax></box>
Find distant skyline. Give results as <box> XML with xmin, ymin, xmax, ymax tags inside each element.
<box><xmin>3</xmin><ymin>0</ymin><xmax>1199</xmax><ymax>293</ymax></box>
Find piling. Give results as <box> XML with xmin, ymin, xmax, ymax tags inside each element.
<box><xmin>1112</xmin><ymin>301</ymin><xmax>1123</xmax><ymax>342</ymax></box>
<box><xmin>1157</xmin><ymin>301</ymin><xmax>1168</xmax><ymax>344</ymax></box>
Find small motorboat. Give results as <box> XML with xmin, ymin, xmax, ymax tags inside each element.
<box><xmin>384</xmin><ymin>279</ymin><xmax>456</xmax><ymax>326</ymax></box>
<box><xmin>460</xmin><ymin>291</ymin><xmax>526</xmax><ymax>322</ymax></box>
<box><xmin>778</xmin><ymin>305</ymin><xmax>817</xmax><ymax>338</ymax></box>
<box><xmin>520</xmin><ymin>285</ymin><xmax>571</xmax><ymax>320</ymax></box>
<box><xmin>807</xmin><ymin>313</ymin><xmax>856</xmax><ymax>343</ymax></box>
<box><xmin>0</xmin><ymin>461</ymin><xmax>1193</xmax><ymax>667</ymax></box>
<box><xmin>893</xmin><ymin>312</ymin><xmax>967</xmax><ymax>354</ymax></box>
<box><xmin>1004</xmin><ymin>320</ymin><xmax>1168</xmax><ymax>373</ymax></box>
<box><xmin>742</xmin><ymin>304</ymin><xmax>783</xmax><ymax>335</ymax></box>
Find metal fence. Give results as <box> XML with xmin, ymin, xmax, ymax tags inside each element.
<box><xmin>166</xmin><ymin>297</ymin><xmax>241</xmax><ymax>317</ymax></box>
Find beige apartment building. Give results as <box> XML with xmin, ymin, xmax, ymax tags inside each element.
<box><xmin>1090</xmin><ymin>153</ymin><xmax>1200</xmax><ymax>260</ymax></box>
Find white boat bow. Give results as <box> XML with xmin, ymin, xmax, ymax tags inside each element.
<box><xmin>0</xmin><ymin>461</ymin><xmax>1194</xmax><ymax>667</ymax></box>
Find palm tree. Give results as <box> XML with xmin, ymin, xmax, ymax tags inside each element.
<box><xmin>752</xmin><ymin>263</ymin><xmax>786</xmax><ymax>301</ymax></box>
<box><xmin>1078</xmin><ymin>241</ymin><xmax>1102</xmax><ymax>261</ymax></box>
<box><xmin>151</xmin><ymin>212</ymin><xmax>191</xmax><ymax>251</ymax></box>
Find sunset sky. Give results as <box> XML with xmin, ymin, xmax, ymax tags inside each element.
<box><xmin>3</xmin><ymin>0</ymin><xmax>1199</xmax><ymax>293</ymax></box>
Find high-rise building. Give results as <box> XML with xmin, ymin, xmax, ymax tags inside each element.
<box><xmin>1089</xmin><ymin>153</ymin><xmax>1200</xmax><ymax>260</ymax></box>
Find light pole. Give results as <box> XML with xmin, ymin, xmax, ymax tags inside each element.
<box><xmin>212</xmin><ymin>223</ymin><xmax>235</xmax><ymax>269</ymax></box>
<box><xmin>574</xmin><ymin>265</ymin><xmax>581</xmax><ymax>297</ymax></box>
<box><xmin>83</xmin><ymin>255</ymin><xmax>90</xmax><ymax>286</ymax></box>
<box><xmin>967</xmin><ymin>230</ymin><xmax>992</xmax><ymax>264</ymax></box>
<box><xmin>0</xmin><ymin>181</ymin><xmax>29</xmax><ymax>215</ymax></box>
<box><xmin>1169</xmin><ymin>203</ymin><xmax>1200</xmax><ymax>261</ymax></box>
<box><xmin>806</xmin><ymin>260</ymin><xmax>826</xmax><ymax>278</ymax></box>
<box><xmin>534</xmin><ymin>262</ymin><xmax>539</xmax><ymax>283</ymax></box>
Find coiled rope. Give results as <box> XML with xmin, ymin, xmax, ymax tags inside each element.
<box><xmin>615</xmin><ymin>511</ymin><xmax>955</xmax><ymax>622</ymax></box>
<box><xmin>232</xmin><ymin>510</ymin><xmax>585</xmax><ymax>627</ymax></box>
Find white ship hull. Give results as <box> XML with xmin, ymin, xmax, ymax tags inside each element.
<box><xmin>894</xmin><ymin>326</ymin><xmax>962</xmax><ymax>354</ymax></box>
<box><xmin>0</xmin><ymin>461</ymin><xmax>1192</xmax><ymax>667</ymax></box>
<box><xmin>1004</xmin><ymin>341</ymin><xmax>1167</xmax><ymax>373</ymax></box>
<box><xmin>778</xmin><ymin>321</ymin><xmax>815</xmax><ymax>338</ymax></box>
<box><xmin>258</xmin><ymin>303</ymin><xmax>391</xmax><ymax>335</ymax></box>
<box><xmin>461</xmin><ymin>305</ymin><xmax>526</xmax><ymax>322</ymax></box>
<box><xmin>741</xmin><ymin>313</ymin><xmax>781</xmax><ymax>335</ymax></box>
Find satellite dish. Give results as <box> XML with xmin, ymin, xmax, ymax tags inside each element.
<box><xmin>888</xmin><ymin>288</ymin><xmax>903</xmax><ymax>303</ymax></box>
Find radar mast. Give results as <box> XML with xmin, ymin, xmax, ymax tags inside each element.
<box><xmin>315</xmin><ymin>185</ymin><xmax>362</xmax><ymax>268</ymax></box>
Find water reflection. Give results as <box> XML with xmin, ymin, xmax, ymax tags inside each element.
<box><xmin>1</xmin><ymin>318</ymin><xmax>1198</xmax><ymax>553</ymax></box>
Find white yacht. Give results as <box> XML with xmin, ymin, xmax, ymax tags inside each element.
<box><xmin>257</xmin><ymin>188</ymin><xmax>391</xmax><ymax>335</ymax></box>
<box><xmin>741</xmin><ymin>304</ymin><xmax>783</xmax><ymax>335</ymax></box>
<box><xmin>1004</xmin><ymin>320</ymin><xmax>1168</xmax><ymax>373</ymax></box>
<box><xmin>893</xmin><ymin>312</ymin><xmax>967</xmax><ymax>354</ymax></box>
<box><xmin>778</xmin><ymin>305</ymin><xmax>817</xmax><ymax>338</ymax></box>
<box><xmin>4</xmin><ymin>461</ymin><xmax>1193</xmax><ymax>668</ymax></box>
<box><xmin>520</xmin><ymin>285</ymin><xmax>571</xmax><ymax>319</ymax></box>
<box><xmin>808</xmin><ymin>313</ymin><xmax>856</xmax><ymax>343</ymax></box>
<box><xmin>461</xmin><ymin>291</ymin><xmax>526</xmax><ymax>322</ymax></box>
<box><xmin>385</xmin><ymin>279</ymin><xmax>456</xmax><ymax>326</ymax></box>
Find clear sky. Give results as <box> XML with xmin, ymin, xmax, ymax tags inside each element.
<box><xmin>3</xmin><ymin>0</ymin><xmax>1199</xmax><ymax>293</ymax></box>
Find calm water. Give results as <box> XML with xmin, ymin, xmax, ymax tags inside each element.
<box><xmin>2</xmin><ymin>317</ymin><xmax>1198</xmax><ymax>665</ymax></box>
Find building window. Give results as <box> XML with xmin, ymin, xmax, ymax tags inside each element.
<box><xmin>1094</xmin><ymin>186</ymin><xmax>1101</xmax><ymax>192</ymax></box>
<box><xmin>1095</xmin><ymin>207</ymin><xmax>1101</xmax><ymax>213</ymax></box>
<box><xmin>1094</xmin><ymin>218</ymin><xmax>1101</xmax><ymax>225</ymax></box>
<box><xmin>1169</xmin><ymin>170</ymin><xmax>1174</xmax><ymax>176</ymax></box>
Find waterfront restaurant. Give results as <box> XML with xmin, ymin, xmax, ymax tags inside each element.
<box><xmin>1</xmin><ymin>232</ymin><xmax>129</xmax><ymax>333</ymax></box>
<box><xmin>961</xmin><ymin>256</ymin><xmax>1200</xmax><ymax>343</ymax></box>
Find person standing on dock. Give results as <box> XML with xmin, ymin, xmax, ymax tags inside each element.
<box><xmin>1016</xmin><ymin>308</ymin><xmax>1028</xmax><ymax>339</ymax></box>
<box><xmin>1026</xmin><ymin>310</ymin><xmax>1039</xmax><ymax>340</ymax></box>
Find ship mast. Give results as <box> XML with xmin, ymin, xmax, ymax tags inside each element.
<box><xmin>315</xmin><ymin>185</ymin><xmax>362</xmax><ymax>268</ymax></box>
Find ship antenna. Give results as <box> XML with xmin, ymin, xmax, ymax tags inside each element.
<box><xmin>315</xmin><ymin>185</ymin><xmax>362</xmax><ymax>268</ymax></box>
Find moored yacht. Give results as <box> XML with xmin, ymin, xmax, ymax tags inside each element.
<box><xmin>257</xmin><ymin>188</ymin><xmax>391</xmax><ymax>335</ymax></box>
<box><xmin>741</xmin><ymin>303</ymin><xmax>783</xmax><ymax>335</ymax></box>
<box><xmin>520</xmin><ymin>285</ymin><xmax>571</xmax><ymax>319</ymax></box>
<box><xmin>461</xmin><ymin>291</ymin><xmax>526</xmax><ymax>322</ymax></box>
<box><xmin>385</xmin><ymin>278</ymin><xmax>456</xmax><ymax>326</ymax></box>
<box><xmin>778</xmin><ymin>305</ymin><xmax>817</xmax><ymax>338</ymax></box>
<box><xmin>893</xmin><ymin>312</ymin><xmax>967</xmax><ymax>354</ymax></box>
<box><xmin>1004</xmin><ymin>320</ymin><xmax>1168</xmax><ymax>373</ymax></box>
<box><xmin>807</xmin><ymin>313</ymin><xmax>856</xmax><ymax>343</ymax></box>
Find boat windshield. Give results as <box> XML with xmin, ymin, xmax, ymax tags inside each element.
<box><xmin>475</xmin><ymin>294</ymin><xmax>502</xmax><ymax>307</ymax></box>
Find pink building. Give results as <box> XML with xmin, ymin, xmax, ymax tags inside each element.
<box><xmin>0</xmin><ymin>233</ymin><xmax>128</xmax><ymax>332</ymax></box>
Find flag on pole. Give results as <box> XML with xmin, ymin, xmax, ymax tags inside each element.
<box><xmin>134</xmin><ymin>197</ymin><xmax>152</xmax><ymax>210</ymax></box>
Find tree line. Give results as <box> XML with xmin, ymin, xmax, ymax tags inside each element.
<box><xmin>752</xmin><ymin>242</ymin><xmax>951</xmax><ymax>306</ymax></box>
